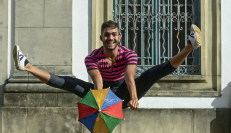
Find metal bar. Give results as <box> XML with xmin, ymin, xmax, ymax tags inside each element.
<box><xmin>133</xmin><ymin>0</ymin><xmax>137</xmax><ymax>52</ymax></box>
<box><xmin>147</xmin><ymin>0</ymin><xmax>151</xmax><ymax>65</ymax></box>
<box><xmin>155</xmin><ymin>0</ymin><xmax>159</xmax><ymax>64</ymax></box>
<box><xmin>167</xmin><ymin>0</ymin><xmax>170</xmax><ymax>60</ymax></box>
<box><xmin>158</xmin><ymin>0</ymin><xmax>161</xmax><ymax>64</ymax></box>
<box><xmin>170</xmin><ymin>0</ymin><xmax>172</xmax><ymax>58</ymax></box>
<box><xmin>176</xmin><ymin>0</ymin><xmax>181</xmax><ymax>74</ymax></box>
<box><xmin>118</xmin><ymin>0</ymin><xmax>122</xmax><ymax>45</ymax></box>
<box><xmin>113</xmin><ymin>0</ymin><xmax>116</xmax><ymax>22</ymax></box>
<box><xmin>161</xmin><ymin>0</ymin><xmax>166</xmax><ymax>63</ymax></box>
<box><xmin>125</xmin><ymin>0</ymin><xmax>128</xmax><ymax>47</ymax></box>
<box><xmin>185</xmin><ymin>0</ymin><xmax>187</xmax><ymax>65</ymax></box>
<box><xmin>141</xmin><ymin>0</ymin><xmax>144</xmax><ymax>65</ymax></box>
<box><xmin>152</xmin><ymin>0</ymin><xmax>155</xmax><ymax>65</ymax></box>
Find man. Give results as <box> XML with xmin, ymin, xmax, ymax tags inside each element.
<box><xmin>13</xmin><ymin>20</ymin><xmax>201</xmax><ymax>110</ymax></box>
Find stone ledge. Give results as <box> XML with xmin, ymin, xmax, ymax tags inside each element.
<box><xmin>4</xmin><ymin>93</ymin><xmax>81</xmax><ymax>107</ymax></box>
<box><xmin>4</xmin><ymin>83</ymin><xmax>69</xmax><ymax>93</ymax></box>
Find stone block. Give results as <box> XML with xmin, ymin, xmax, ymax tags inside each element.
<box><xmin>27</xmin><ymin>83</ymin><xmax>67</xmax><ymax>93</ymax></box>
<box><xmin>44</xmin><ymin>0</ymin><xmax>72</xmax><ymax>27</ymax></box>
<box><xmin>15</xmin><ymin>0</ymin><xmax>44</xmax><ymax>27</ymax></box>
<box><xmin>4</xmin><ymin>93</ymin><xmax>82</xmax><ymax>107</ymax></box>
<box><xmin>57</xmin><ymin>93</ymin><xmax>81</xmax><ymax>107</ymax></box>
<box><xmin>0</xmin><ymin>0</ymin><xmax>8</xmax><ymax>28</ymax></box>
<box><xmin>8</xmin><ymin>69</ymin><xmax>29</xmax><ymax>83</ymax></box>
<box><xmin>0</xmin><ymin>108</ymin><xmax>2</xmax><ymax>132</ymax></box>
<box><xmin>26</xmin><ymin>107</ymin><xmax>81</xmax><ymax>133</ymax></box>
<box><xmin>2</xmin><ymin>107</ymin><xmax>27</xmax><ymax>133</ymax></box>
<box><xmin>27</xmin><ymin>93</ymin><xmax>58</xmax><ymax>107</ymax></box>
<box><xmin>29</xmin><ymin>66</ymin><xmax>73</xmax><ymax>76</ymax></box>
<box><xmin>194</xmin><ymin>109</ymin><xmax>230</xmax><ymax>133</ymax></box>
<box><xmin>4</xmin><ymin>93</ymin><xmax>27</xmax><ymax>107</ymax></box>
<box><xmin>193</xmin><ymin>109</ymin><xmax>216</xmax><ymax>133</ymax></box>
<box><xmin>4</xmin><ymin>83</ymin><xmax>28</xmax><ymax>93</ymax></box>
<box><xmin>121</xmin><ymin>109</ymin><xmax>192</xmax><ymax>133</ymax></box>
<box><xmin>15</xmin><ymin>28</ymin><xmax>72</xmax><ymax>66</ymax></box>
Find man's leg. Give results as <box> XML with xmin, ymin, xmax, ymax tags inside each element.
<box><xmin>122</xmin><ymin>24</ymin><xmax>201</xmax><ymax>108</ymax></box>
<box><xmin>13</xmin><ymin>44</ymin><xmax>93</xmax><ymax>98</ymax></box>
<box><xmin>24</xmin><ymin>63</ymin><xmax>51</xmax><ymax>83</ymax></box>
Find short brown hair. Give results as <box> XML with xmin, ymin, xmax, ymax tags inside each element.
<box><xmin>101</xmin><ymin>20</ymin><xmax>119</xmax><ymax>35</ymax></box>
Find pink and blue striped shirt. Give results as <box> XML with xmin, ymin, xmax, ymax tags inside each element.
<box><xmin>85</xmin><ymin>45</ymin><xmax>138</xmax><ymax>82</ymax></box>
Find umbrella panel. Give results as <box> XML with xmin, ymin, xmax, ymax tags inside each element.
<box><xmin>101</xmin><ymin>89</ymin><xmax>122</xmax><ymax>110</ymax></box>
<box><xmin>102</xmin><ymin>101</ymin><xmax>123</xmax><ymax>119</ymax></box>
<box><xmin>79</xmin><ymin>111</ymin><xmax>99</xmax><ymax>132</ymax></box>
<box><xmin>77</xmin><ymin>103</ymin><xmax>98</xmax><ymax>120</ymax></box>
<box><xmin>92</xmin><ymin>112</ymin><xmax>110</xmax><ymax>133</ymax></box>
<box><xmin>78</xmin><ymin>90</ymin><xmax>99</xmax><ymax>110</ymax></box>
<box><xmin>91</xmin><ymin>89</ymin><xmax>109</xmax><ymax>110</ymax></box>
<box><xmin>101</xmin><ymin>112</ymin><xmax>123</xmax><ymax>133</ymax></box>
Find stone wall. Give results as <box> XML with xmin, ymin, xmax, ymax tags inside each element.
<box><xmin>2</xmin><ymin>103</ymin><xmax>231</xmax><ymax>133</ymax></box>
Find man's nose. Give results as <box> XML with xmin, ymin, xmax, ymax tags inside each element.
<box><xmin>109</xmin><ymin>34</ymin><xmax>113</xmax><ymax>40</ymax></box>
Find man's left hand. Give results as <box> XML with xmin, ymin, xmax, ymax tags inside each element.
<box><xmin>127</xmin><ymin>99</ymin><xmax>139</xmax><ymax>110</ymax></box>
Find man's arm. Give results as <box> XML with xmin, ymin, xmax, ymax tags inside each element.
<box><xmin>87</xmin><ymin>69</ymin><xmax>103</xmax><ymax>90</ymax></box>
<box><xmin>124</xmin><ymin>64</ymin><xmax>139</xmax><ymax>110</ymax></box>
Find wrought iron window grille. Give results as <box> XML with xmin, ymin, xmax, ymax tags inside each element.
<box><xmin>113</xmin><ymin>0</ymin><xmax>201</xmax><ymax>75</ymax></box>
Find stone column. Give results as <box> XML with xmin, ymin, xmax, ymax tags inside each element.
<box><xmin>3</xmin><ymin>0</ymin><xmax>82</xmax><ymax>132</ymax></box>
<box><xmin>0</xmin><ymin>0</ymin><xmax>8</xmax><ymax>132</ymax></box>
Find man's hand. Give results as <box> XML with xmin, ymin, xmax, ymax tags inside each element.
<box><xmin>127</xmin><ymin>99</ymin><xmax>139</xmax><ymax>110</ymax></box>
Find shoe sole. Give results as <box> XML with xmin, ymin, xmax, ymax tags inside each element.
<box><xmin>13</xmin><ymin>45</ymin><xmax>19</xmax><ymax>70</ymax></box>
<box><xmin>192</xmin><ymin>24</ymin><xmax>201</xmax><ymax>45</ymax></box>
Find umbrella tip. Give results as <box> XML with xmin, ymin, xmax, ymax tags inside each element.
<box><xmin>99</xmin><ymin>109</ymin><xmax>101</xmax><ymax>112</ymax></box>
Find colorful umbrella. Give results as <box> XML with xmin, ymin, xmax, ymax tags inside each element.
<box><xmin>77</xmin><ymin>88</ymin><xmax>124</xmax><ymax>133</ymax></box>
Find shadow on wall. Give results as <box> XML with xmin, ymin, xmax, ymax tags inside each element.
<box><xmin>210</xmin><ymin>82</ymin><xmax>231</xmax><ymax>133</ymax></box>
<box><xmin>0</xmin><ymin>82</ymin><xmax>6</xmax><ymax>133</ymax></box>
<box><xmin>0</xmin><ymin>83</ymin><xmax>6</xmax><ymax>107</ymax></box>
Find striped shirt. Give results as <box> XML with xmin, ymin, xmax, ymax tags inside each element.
<box><xmin>85</xmin><ymin>45</ymin><xmax>138</xmax><ymax>82</ymax></box>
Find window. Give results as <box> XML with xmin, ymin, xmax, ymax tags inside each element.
<box><xmin>113</xmin><ymin>0</ymin><xmax>201</xmax><ymax>75</ymax></box>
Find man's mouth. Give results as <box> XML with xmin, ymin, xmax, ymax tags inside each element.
<box><xmin>107</xmin><ymin>41</ymin><xmax>116</xmax><ymax>45</ymax></box>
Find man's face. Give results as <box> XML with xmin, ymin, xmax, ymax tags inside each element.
<box><xmin>100</xmin><ymin>27</ymin><xmax>121</xmax><ymax>51</ymax></box>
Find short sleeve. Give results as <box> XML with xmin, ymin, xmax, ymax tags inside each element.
<box><xmin>125</xmin><ymin>51</ymin><xmax>138</xmax><ymax>65</ymax></box>
<box><xmin>85</xmin><ymin>55</ymin><xmax>98</xmax><ymax>71</ymax></box>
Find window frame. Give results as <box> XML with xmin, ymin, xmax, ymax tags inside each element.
<box><xmin>91</xmin><ymin>0</ymin><xmax>221</xmax><ymax>97</ymax></box>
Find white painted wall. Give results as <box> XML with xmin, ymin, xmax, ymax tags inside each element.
<box><xmin>72</xmin><ymin>0</ymin><xmax>92</xmax><ymax>82</ymax></box>
<box><xmin>8</xmin><ymin>0</ymin><xmax>15</xmax><ymax>78</ymax></box>
<box><xmin>73</xmin><ymin>0</ymin><xmax>231</xmax><ymax>108</ymax></box>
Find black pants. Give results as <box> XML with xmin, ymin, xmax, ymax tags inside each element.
<box><xmin>47</xmin><ymin>60</ymin><xmax>176</xmax><ymax>109</ymax></box>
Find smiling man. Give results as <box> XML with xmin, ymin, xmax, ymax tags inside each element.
<box><xmin>13</xmin><ymin>20</ymin><xmax>201</xmax><ymax>109</ymax></box>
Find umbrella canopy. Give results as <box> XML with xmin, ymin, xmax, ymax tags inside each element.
<box><xmin>77</xmin><ymin>88</ymin><xmax>124</xmax><ymax>133</ymax></box>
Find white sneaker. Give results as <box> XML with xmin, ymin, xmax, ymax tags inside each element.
<box><xmin>188</xmin><ymin>24</ymin><xmax>202</xmax><ymax>49</ymax></box>
<box><xmin>13</xmin><ymin>44</ymin><xmax>28</xmax><ymax>71</ymax></box>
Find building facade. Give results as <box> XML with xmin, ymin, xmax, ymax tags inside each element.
<box><xmin>0</xmin><ymin>0</ymin><xmax>230</xmax><ymax>132</ymax></box>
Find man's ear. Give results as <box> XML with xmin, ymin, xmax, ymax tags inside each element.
<box><xmin>118</xmin><ymin>34</ymin><xmax>121</xmax><ymax>41</ymax></box>
<box><xmin>100</xmin><ymin>35</ymin><xmax>103</xmax><ymax>41</ymax></box>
